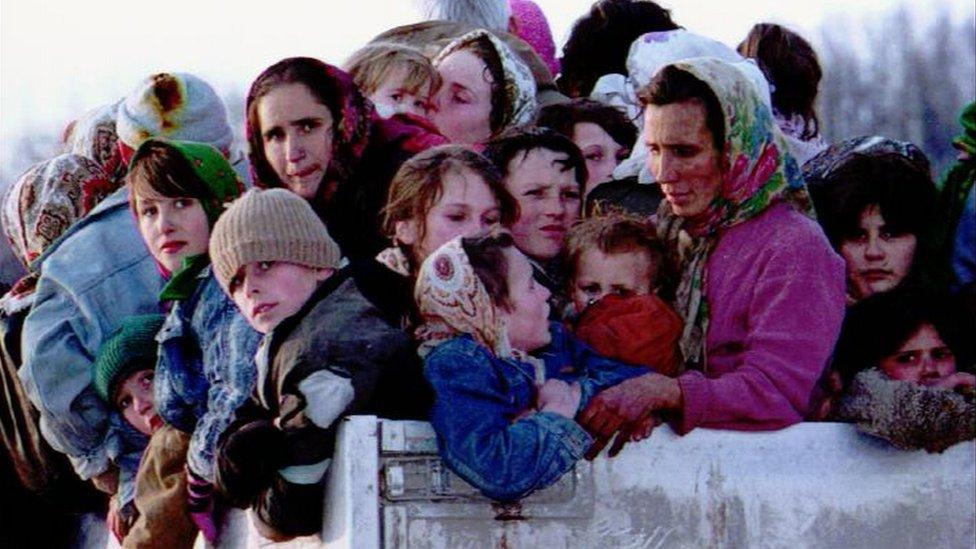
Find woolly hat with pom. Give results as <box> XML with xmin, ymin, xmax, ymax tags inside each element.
<box><xmin>209</xmin><ymin>189</ymin><xmax>342</xmax><ymax>293</ymax></box>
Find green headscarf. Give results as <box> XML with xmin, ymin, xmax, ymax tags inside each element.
<box><xmin>936</xmin><ymin>102</ymin><xmax>976</xmax><ymax>286</ymax></box>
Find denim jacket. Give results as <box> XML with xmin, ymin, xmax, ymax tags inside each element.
<box><xmin>155</xmin><ymin>268</ymin><xmax>259</xmax><ymax>482</ymax></box>
<box><xmin>423</xmin><ymin>321</ymin><xmax>645</xmax><ymax>502</ymax></box>
<box><xmin>105</xmin><ymin>412</ymin><xmax>148</xmax><ymax>506</ymax></box>
<box><xmin>19</xmin><ymin>187</ymin><xmax>161</xmax><ymax>479</ymax></box>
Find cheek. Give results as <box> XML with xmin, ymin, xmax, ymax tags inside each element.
<box><xmin>889</xmin><ymin>238</ymin><xmax>917</xmax><ymax>271</ymax></box>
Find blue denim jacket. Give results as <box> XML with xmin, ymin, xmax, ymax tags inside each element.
<box><xmin>423</xmin><ymin>322</ymin><xmax>645</xmax><ymax>502</ymax></box>
<box><xmin>105</xmin><ymin>412</ymin><xmax>148</xmax><ymax>506</ymax></box>
<box><xmin>19</xmin><ymin>187</ymin><xmax>161</xmax><ymax>479</ymax></box>
<box><xmin>155</xmin><ymin>268</ymin><xmax>259</xmax><ymax>482</ymax></box>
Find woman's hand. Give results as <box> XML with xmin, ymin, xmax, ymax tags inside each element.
<box><xmin>536</xmin><ymin>379</ymin><xmax>582</xmax><ymax>419</ymax></box>
<box><xmin>926</xmin><ymin>372</ymin><xmax>976</xmax><ymax>394</ymax></box>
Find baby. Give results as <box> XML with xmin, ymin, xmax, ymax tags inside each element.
<box><xmin>346</xmin><ymin>43</ymin><xmax>440</xmax><ymax>119</ymax></box>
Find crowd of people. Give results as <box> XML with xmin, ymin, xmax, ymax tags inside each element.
<box><xmin>0</xmin><ymin>0</ymin><xmax>973</xmax><ymax>546</ymax></box>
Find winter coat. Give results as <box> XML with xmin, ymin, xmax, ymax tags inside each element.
<box><xmin>19</xmin><ymin>187</ymin><xmax>161</xmax><ymax>479</ymax></box>
<box><xmin>154</xmin><ymin>267</ymin><xmax>260</xmax><ymax>482</ymax></box>
<box><xmin>423</xmin><ymin>322</ymin><xmax>645</xmax><ymax>502</ymax></box>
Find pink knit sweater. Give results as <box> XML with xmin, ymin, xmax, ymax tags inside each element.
<box><xmin>676</xmin><ymin>202</ymin><xmax>846</xmax><ymax>433</ymax></box>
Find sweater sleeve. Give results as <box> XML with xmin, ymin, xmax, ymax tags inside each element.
<box><xmin>425</xmin><ymin>341</ymin><xmax>591</xmax><ymax>502</ymax></box>
<box><xmin>677</xmin><ymin>227</ymin><xmax>846</xmax><ymax>433</ymax></box>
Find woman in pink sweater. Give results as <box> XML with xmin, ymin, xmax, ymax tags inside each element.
<box><xmin>580</xmin><ymin>58</ymin><xmax>845</xmax><ymax>454</ymax></box>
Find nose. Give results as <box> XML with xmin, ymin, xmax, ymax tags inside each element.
<box><xmin>919</xmin><ymin>354</ymin><xmax>940</xmax><ymax>377</ymax></box>
<box><xmin>242</xmin><ymin>267</ymin><xmax>262</xmax><ymax>297</ymax></box>
<box><xmin>286</xmin><ymin>134</ymin><xmax>305</xmax><ymax>163</ymax></box>
<box><xmin>651</xmin><ymin>151</ymin><xmax>679</xmax><ymax>184</ymax></box>
<box><xmin>864</xmin><ymin>234</ymin><xmax>885</xmax><ymax>260</ymax></box>
<box><xmin>155</xmin><ymin>207</ymin><xmax>176</xmax><ymax>234</ymax></box>
<box><xmin>134</xmin><ymin>394</ymin><xmax>152</xmax><ymax>416</ymax></box>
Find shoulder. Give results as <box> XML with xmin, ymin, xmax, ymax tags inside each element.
<box><xmin>721</xmin><ymin>203</ymin><xmax>839</xmax><ymax>264</ymax></box>
<box><xmin>424</xmin><ymin>335</ymin><xmax>493</xmax><ymax>372</ymax></box>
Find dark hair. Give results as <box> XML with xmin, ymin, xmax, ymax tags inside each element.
<box><xmin>558</xmin><ymin>0</ymin><xmax>680</xmax><ymax>97</ymax></box>
<box><xmin>462</xmin><ymin>231</ymin><xmax>516</xmax><ymax>310</ymax></box>
<box><xmin>453</xmin><ymin>35</ymin><xmax>508</xmax><ymax>135</ymax></box>
<box><xmin>483</xmin><ymin>127</ymin><xmax>588</xmax><ymax>190</ymax></box>
<box><xmin>638</xmin><ymin>65</ymin><xmax>725</xmax><ymax>152</ymax></box>
<box><xmin>832</xmin><ymin>287</ymin><xmax>973</xmax><ymax>388</ymax></box>
<box><xmin>127</xmin><ymin>140</ymin><xmax>210</xmax><ymax>201</ymax></box>
<box><xmin>738</xmin><ymin>23</ymin><xmax>822</xmax><ymax>140</ymax></box>
<box><xmin>536</xmin><ymin>98</ymin><xmax>637</xmax><ymax>151</ymax></box>
<box><xmin>809</xmin><ymin>152</ymin><xmax>936</xmax><ymax>249</ymax></box>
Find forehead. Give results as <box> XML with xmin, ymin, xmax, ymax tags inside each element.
<box><xmin>436</xmin><ymin>168</ymin><xmax>494</xmax><ymax>203</ymax></box>
<box><xmin>436</xmin><ymin>50</ymin><xmax>491</xmax><ymax>94</ymax></box>
<box><xmin>258</xmin><ymin>83</ymin><xmax>333</xmax><ymax>124</ymax></box>
<box><xmin>643</xmin><ymin>101</ymin><xmax>713</xmax><ymax>146</ymax></box>
<box><xmin>576</xmin><ymin>248</ymin><xmax>653</xmax><ymax>280</ymax></box>
<box><xmin>504</xmin><ymin>148</ymin><xmax>578</xmax><ymax>190</ymax></box>
<box><xmin>897</xmin><ymin>323</ymin><xmax>946</xmax><ymax>350</ymax></box>
<box><xmin>573</xmin><ymin>122</ymin><xmax>619</xmax><ymax>147</ymax></box>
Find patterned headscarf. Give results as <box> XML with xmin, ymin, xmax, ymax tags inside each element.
<box><xmin>802</xmin><ymin>135</ymin><xmax>931</xmax><ymax>190</ymax></box>
<box><xmin>1</xmin><ymin>154</ymin><xmax>115</xmax><ymax>306</ymax></box>
<box><xmin>246</xmin><ymin>58</ymin><xmax>374</xmax><ymax>204</ymax></box>
<box><xmin>63</xmin><ymin>100</ymin><xmax>126</xmax><ymax>187</ymax></box>
<box><xmin>435</xmin><ymin>30</ymin><xmax>538</xmax><ymax>135</ymax></box>
<box><xmin>655</xmin><ymin>57</ymin><xmax>812</xmax><ymax>369</ymax></box>
<box><xmin>414</xmin><ymin>236</ymin><xmax>514</xmax><ymax>359</ymax></box>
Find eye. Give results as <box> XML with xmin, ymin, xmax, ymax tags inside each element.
<box><xmin>612</xmin><ymin>287</ymin><xmax>635</xmax><ymax>298</ymax></box>
<box><xmin>847</xmin><ymin>230</ymin><xmax>868</xmax><ymax>244</ymax></box>
<box><xmin>932</xmin><ymin>347</ymin><xmax>955</xmax><ymax>361</ymax></box>
<box><xmin>584</xmin><ymin>151</ymin><xmax>604</xmax><ymax>162</ymax></box>
<box><xmin>525</xmin><ymin>188</ymin><xmax>545</xmax><ymax>198</ymax></box>
<box><xmin>141</xmin><ymin>372</ymin><xmax>154</xmax><ymax>389</ymax></box>
<box><xmin>616</xmin><ymin>149</ymin><xmax>631</xmax><ymax>162</ymax></box>
<box><xmin>173</xmin><ymin>198</ymin><xmax>193</xmax><ymax>209</ymax></box>
<box><xmin>453</xmin><ymin>92</ymin><xmax>470</xmax><ymax>105</ymax></box>
<box><xmin>561</xmin><ymin>188</ymin><xmax>581</xmax><ymax>201</ymax></box>
<box><xmin>140</xmin><ymin>205</ymin><xmax>157</xmax><ymax>218</ymax></box>
<box><xmin>646</xmin><ymin>144</ymin><xmax>661</xmax><ymax>156</ymax></box>
<box><xmin>674</xmin><ymin>146</ymin><xmax>697</xmax><ymax>158</ymax></box>
<box><xmin>894</xmin><ymin>351</ymin><xmax>920</xmax><ymax>364</ymax></box>
<box><xmin>390</xmin><ymin>92</ymin><xmax>404</xmax><ymax>103</ymax></box>
<box><xmin>299</xmin><ymin>120</ymin><xmax>319</xmax><ymax>134</ymax></box>
<box><xmin>118</xmin><ymin>396</ymin><xmax>132</xmax><ymax>410</ymax></box>
<box><xmin>482</xmin><ymin>212</ymin><xmax>500</xmax><ymax>225</ymax></box>
<box><xmin>415</xmin><ymin>99</ymin><xmax>429</xmax><ymax>111</ymax></box>
<box><xmin>578</xmin><ymin>283</ymin><xmax>600</xmax><ymax>296</ymax></box>
<box><xmin>263</xmin><ymin>128</ymin><xmax>284</xmax><ymax>143</ymax></box>
<box><xmin>229</xmin><ymin>273</ymin><xmax>244</xmax><ymax>293</ymax></box>
<box><xmin>258</xmin><ymin>261</ymin><xmax>274</xmax><ymax>271</ymax></box>
<box><xmin>447</xmin><ymin>213</ymin><xmax>467</xmax><ymax>223</ymax></box>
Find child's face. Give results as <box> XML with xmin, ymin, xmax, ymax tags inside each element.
<box><xmin>499</xmin><ymin>248</ymin><xmax>552</xmax><ymax>353</ymax></box>
<box><xmin>134</xmin><ymin>195</ymin><xmax>211</xmax><ymax>273</ymax></box>
<box><xmin>839</xmin><ymin>204</ymin><xmax>917</xmax><ymax>300</ymax></box>
<box><xmin>879</xmin><ymin>323</ymin><xmax>957</xmax><ymax>386</ymax></box>
<box><xmin>572</xmin><ymin>248</ymin><xmax>654</xmax><ymax>314</ymax></box>
<box><xmin>229</xmin><ymin>261</ymin><xmax>333</xmax><ymax>334</ymax></box>
<box><xmin>369</xmin><ymin>66</ymin><xmax>432</xmax><ymax>119</ymax></box>
<box><xmin>116</xmin><ymin>369</ymin><xmax>160</xmax><ymax>436</ymax></box>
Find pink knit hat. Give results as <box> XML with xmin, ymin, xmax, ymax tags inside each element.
<box><xmin>508</xmin><ymin>0</ymin><xmax>559</xmax><ymax>77</ymax></box>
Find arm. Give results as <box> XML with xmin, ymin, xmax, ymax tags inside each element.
<box><xmin>426</xmin><ymin>343</ymin><xmax>591</xmax><ymax>502</ymax></box>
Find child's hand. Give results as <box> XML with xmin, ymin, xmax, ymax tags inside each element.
<box><xmin>925</xmin><ymin>372</ymin><xmax>976</xmax><ymax>393</ymax></box>
<box><xmin>107</xmin><ymin>497</ymin><xmax>124</xmax><ymax>543</ymax></box>
<box><xmin>537</xmin><ymin>379</ymin><xmax>582</xmax><ymax>418</ymax></box>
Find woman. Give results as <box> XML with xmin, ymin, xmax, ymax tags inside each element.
<box><xmin>246</xmin><ymin>57</ymin><xmax>446</xmax><ymax>261</ymax></box>
<box><xmin>804</xmin><ymin>136</ymin><xmax>938</xmax><ymax>303</ymax></box>
<box><xmin>581</xmin><ymin>58</ymin><xmax>846</xmax><ymax>449</ymax></box>
<box><xmin>431</xmin><ymin>29</ymin><xmax>537</xmax><ymax>147</ymax></box>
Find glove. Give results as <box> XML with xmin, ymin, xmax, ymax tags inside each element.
<box><xmin>186</xmin><ymin>465</ymin><xmax>220</xmax><ymax>544</ymax></box>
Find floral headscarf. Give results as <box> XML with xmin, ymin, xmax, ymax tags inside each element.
<box><xmin>62</xmin><ymin>100</ymin><xmax>126</xmax><ymax>187</ymax></box>
<box><xmin>1</xmin><ymin>154</ymin><xmax>115</xmax><ymax>309</ymax></box>
<box><xmin>655</xmin><ymin>57</ymin><xmax>812</xmax><ymax>369</ymax></box>
<box><xmin>435</xmin><ymin>30</ymin><xmax>538</xmax><ymax>135</ymax></box>
<box><xmin>246</xmin><ymin>58</ymin><xmax>374</xmax><ymax>204</ymax></box>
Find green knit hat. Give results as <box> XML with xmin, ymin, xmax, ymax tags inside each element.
<box><xmin>91</xmin><ymin>314</ymin><xmax>166</xmax><ymax>403</ymax></box>
<box><xmin>209</xmin><ymin>188</ymin><xmax>342</xmax><ymax>293</ymax></box>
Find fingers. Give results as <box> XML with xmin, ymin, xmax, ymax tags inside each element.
<box><xmin>608</xmin><ymin>429</ymin><xmax>630</xmax><ymax>457</ymax></box>
<box><xmin>585</xmin><ymin>433</ymin><xmax>612</xmax><ymax>461</ymax></box>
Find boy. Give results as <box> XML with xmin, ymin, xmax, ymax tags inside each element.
<box><xmin>208</xmin><ymin>189</ymin><xmax>414</xmax><ymax>540</ymax></box>
<box><xmin>90</xmin><ymin>314</ymin><xmax>165</xmax><ymax>542</ymax></box>
<box><xmin>565</xmin><ymin>212</ymin><xmax>682</xmax><ymax>376</ymax></box>
<box><xmin>345</xmin><ymin>43</ymin><xmax>440</xmax><ymax>119</ymax></box>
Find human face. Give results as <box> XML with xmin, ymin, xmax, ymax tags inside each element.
<box><xmin>879</xmin><ymin>323</ymin><xmax>956</xmax><ymax>386</ymax></box>
<box><xmin>644</xmin><ymin>101</ymin><xmax>725</xmax><ymax>219</ymax></box>
<box><xmin>258</xmin><ymin>83</ymin><xmax>334</xmax><ymax>199</ymax></box>
<box><xmin>134</xmin><ymin>195</ymin><xmax>211</xmax><ymax>273</ymax></box>
<box><xmin>839</xmin><ymin>204</ymin><xmax>917</xmax><ymax>300</ymax></box>
<box><xmin>396</xmin><ymin>168</ymin><xmax>502</xmax><ymax>264</ymax></box>
<box><xmin>504</xmin><ymin>148</ymin><xmax>582</xmax><ymax>261</ymax></box>
<box><xmin>229</xmin><ymin>261</ymin><xmax>332</xmax><ymax>334</ymax></box>
<box><xmin>499</xmin><ymin>248</ymin><xmax>552</xmax><ymax>352</ymax></box>
<box><xmin>572</xmin><ymin>249</ymin><xmax>654</xmax><ymax>314</ymax></box>
<box><xmin>431</xmin><ymin>49</ymin><xmax>494</xmax><ymax>145</ymax></box>
<box><xmin>368</xmin><ymin>67</ymin><xmax>433</xmax><ymax>119</ymax></box>
<box><xmin>573</xmin><ymin>122</ymin><xmax>628</xmax><ymax>196</ymax></box>
<box><xmin>116</xmin><ymin>369</ymin><xmax>161</xmax><ymax>437</ymax></box>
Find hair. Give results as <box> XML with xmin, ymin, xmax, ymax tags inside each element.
<box><xmin>345</xmin><ymin>43</ymin><xmax>441</xmax><ymax>98</ymax></box>
<box><xmin>423</xmin><ymin>0</ymin><xmax>511</xmax><ymax>30</ymax></box>
<box><xmin>462</xmin><ymin>231</ymin><xmax>517</xmax><ymax>310</ymax></box>
<box><xmin>449</xmin><ymin>34</ymin><xmax>509</xmax><ymax>135</ymax></box>
<box><xmin>832</xmin><ymin>287</ymin><xmax>973</xmax><ymax>388</ymax></box>
<box><xmin>809</xmin><ymin>152</ymin><xmax>936</xmax><ymax>249</ymax></box>
<box><xmin>738</xmin><ymin>23</ymin><xmax>822</xmax><ymax>140</ymax></box>
<box><xmin>381</xmin><ymin>144</ymin><xmax>517</xmax><ymax>246</ymax></box>
<box><xmin>483</xmin><ymin>127</ymin><xmax>588</xmax><ymax>190</ymax></box>
<box><xmin>638</xmin><ymin>65</ymin><xmax>725</xmax><ymax>152</ymax></box>
<box><xmin>565</xmin><ymin>210</ymin><xmax>676</xmax><ymax>299</ymax></box>
<box><xmin>535</xmin><ymin>98</ymin><xmax>637</xmax><ymax>151</ymax></box>
<box><xmin>127</xmin><ymin>140</ymin><xmax>211</xmax><ymax>201</ymax></box>
<box><xmin>558</xmin><ymin>0</ymin><xmax>680</xmax><ymax>97</ymax></box>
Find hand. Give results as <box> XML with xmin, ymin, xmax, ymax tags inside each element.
<box><xmin>606</xmin><ymin>414</ymin><xmax>663</xmax><ymax>458</ymax></box>
<box><xmin>107</xmin><ymin>497</ymin><xmax>124</xmax><ymax>543</ymax></box>
<box><xmin>187</xmin><ymin>466</ymin><xmax>220</xmax><ymax>544</ymax></box>
<box><xmin>536</xmin><ymin>379</ymin><xmax>582</xmax><ymax>419</ymax></box>
<box><xmin>926</xmin><ymin>372</ymin><xmax>976</xmax><ymax>393</ymax></box>
<box><xmin>91</xmin><ymin>466</ymin><xmax>119</xmax><ymax>494</ymax></box>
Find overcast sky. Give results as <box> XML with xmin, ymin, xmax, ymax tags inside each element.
<box><xmin>1</xmin><ymin>0</ymin><xmax>972</xmax><ymax>175</ymax></box>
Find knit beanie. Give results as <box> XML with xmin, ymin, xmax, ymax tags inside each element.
<box><xmin>91</xmin><ymin>314</ymin><xmax>166</xmax><ymax>403</ymax></box>
<box><xmin>209</xmin><ymin>189</ymin><xmax>342</xmax><ymax>293</ymax></box>
<box><xmin>117</xmin><ymin>72</ymin><xmax>233</xmax><ymax>154</ymax></box>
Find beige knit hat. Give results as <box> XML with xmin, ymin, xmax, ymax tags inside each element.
<box><xmin>209</xmin><ymin>188</ymin><xmax>341</xmax><ymax>292</ymax></box>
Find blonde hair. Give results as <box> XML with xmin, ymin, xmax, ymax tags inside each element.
<box><xmin>345</xmin><ymin>43</ymin><xmax>440</xmax><ymax>98</ymax></box>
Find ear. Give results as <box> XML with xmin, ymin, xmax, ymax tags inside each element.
<box><xmin>508</xmin><ymin>14</ymin><xmax>519</xmax><ymax>35</ymax></box>
<box><xmin>315</xmin><ymin>267</ymin><xmax>336</xmax><ymax>282</ymax></box>
<box><xmin>394</xmin><ymin>219</ymin><xmax>420</xmax><ymax>247</ymax></box>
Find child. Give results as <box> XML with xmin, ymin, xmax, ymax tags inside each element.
<box><xmin>832</xmin><ymin>287</ymin><xmax>975</xmax><ymax>452</ymax></box>
<box><xmin>209</xmin><ymin>189</ymin><xmax>415</xmax><ymax>540</ymax></box>
<box><xmin>345</xmin><ymin>43</ymin><xmax>439</xmax><ymax>119</ymax></box>
<box><xmin>90</xmin><ymin>314</ymin><xmax>166</xmax><ymax>542</ymax></box>
<box><xmin>564</xmin><ymin>212</ymin><xmax>682</xmax><ymax>376</ymax></box>
<box><xmin>414</xmin><ymin>232</ymin><xmax>647</xmax><ymax>502</ymax></box>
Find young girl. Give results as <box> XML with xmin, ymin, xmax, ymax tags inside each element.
<box><xmin>832</xmin><ymin>287</ymin><xmax>975</xmax><ymax>452</ymax></box>
<box><xmin>345</xmin><ymin>43</ymin><xmax>439</xmax><ymax>119</ymax></box>
<box><xmin>125</xmin><ymin>138</ymin><xmax>257</xmax><ymax>546</ymax></box>
<box><xmin>414</xmin><ymin>232</ymin><xmax>645</xmax><ymax>501</ymax></box>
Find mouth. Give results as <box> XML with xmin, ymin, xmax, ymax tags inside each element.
<box><xmin>159</xmin><ymin>241</ymin><xmax>187</xmax><ymax>254</ymax></box>
<box><xmin>149</xmin><ymin>415</ymin><xmax>163</xmax><ymax>431</ymax></box>
<box><xmin>539</xmin><ymin>224</ymin><xmax>567</xmax><ymax>240</ymax></box>
<box><xmin>251</xmin><ymin>302</ymin><xmax>277</xmax><ymax>319</ymax></box>
<box><xmin>861</xmin><ymin>269</ymin><xmax>892</xmax><ymax>282</ymax></box>
<box><xmin>287</xmin><ymin>164</ymin><xmax>321</xmax><ymax>180</ymax></box>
